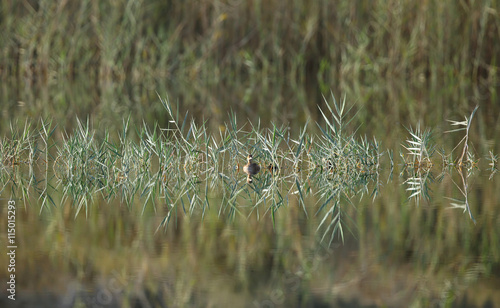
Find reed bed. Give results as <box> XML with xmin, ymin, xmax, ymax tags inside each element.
<box><xmin>0</xmin><ymin>94</ymin><xmax>486</xmax><ymax>244</ymax></box>
<box><xmin>1</xmin><ymin>0</ymin><xmax>498</xmax><ymax>130</ymax></box>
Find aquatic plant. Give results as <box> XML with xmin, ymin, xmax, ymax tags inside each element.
<box><xmin>400</xmin><ymin>124</ymin><xmax>434</xmax><ymax>205</ymax></box>
<box><xmin>0</xmin><ymin>94</ymin><xmax>483</xmax><ymax>244</ymax></box>
<box><xmin>446</xmin><ymin>105</ymin><xmax>479</xmax><ymax>170</ymax></box>
<box><xmin>442</xmin><ymin>106</ymin><xmax>480</xmax><ymax>223</ymax></box>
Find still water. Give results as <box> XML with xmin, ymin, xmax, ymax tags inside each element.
<box><xmin>0</xmin><ymin>82</ymin><xmax>499</xmax><ymax>307</ymax></box>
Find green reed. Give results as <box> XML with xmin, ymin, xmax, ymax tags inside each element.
<box><xmin>0</xmin><ymin>95</ymin><xmax>487</xmax><ymax>244</ymax></box>
<box><xmin>1</xmin><ymin>1</ymin><xmax>497</xmax><ymax>132</ymax></box>
<box><xmin>399</xmin><ymin>106</ymin><xmax>482</xmax><ymax>223</ymax></box>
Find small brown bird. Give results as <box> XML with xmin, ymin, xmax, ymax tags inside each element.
<box><xmin>267</xmin><ymin>163</ymin><xmax>278</xmax><ymax>174</ymax></box>
<box><xmin>243</xmin><ymin>154</ymin><xmax>260</xmax><ymax>183</ymax></box>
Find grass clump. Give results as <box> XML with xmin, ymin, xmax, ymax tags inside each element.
<box><xmin>0</xmin><ymin>94</ymin><xmax>486</xmax><ymax>243</ymax></box>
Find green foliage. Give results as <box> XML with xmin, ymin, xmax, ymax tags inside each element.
<box><xmin>0</xmin><ymin>94</ymin><xmax>487</xmax><ymax>245</ymax></box>
<box><xmin>0</xmin><ymin>94</ymin><xmax>382</xmax><ymax>244</ymax></box>
<box><xmin>1</xmin><ymin>1</ymin><xmax>498</xmax><ymax>129</ymax></box>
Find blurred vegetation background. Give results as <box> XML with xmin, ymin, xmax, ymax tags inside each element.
<box><xmin>1</xmin><ymin>1</ymin><xmax>500</xmax><ymax>306</ymax></box>
<box><xmin>0</xmin><ymin>0</ymin><xmax>499</xmax><ymax>139</ymax></box>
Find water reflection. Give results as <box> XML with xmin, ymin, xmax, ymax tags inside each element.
<box><xmin>0</xmin><ymin>98</ymin><xmax>488</xmax><ymax>233</ymax></box>
<box><xmin>1</xmin><ymin>99</ymin><xmax>499</xmax><ymax>306</ymax></box>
